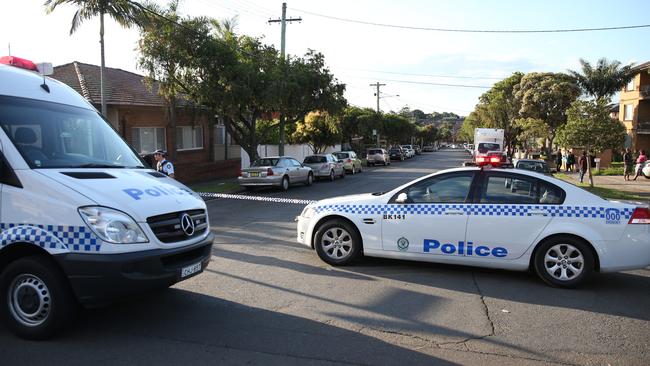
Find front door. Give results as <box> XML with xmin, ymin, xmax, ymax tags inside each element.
<box><xmin>381</xmin><ymin>171</ymin><xmax>477</xmax><ymax>256</ymax></box>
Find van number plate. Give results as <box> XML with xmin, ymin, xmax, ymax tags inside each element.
<box><xmin>181</xmin><ymin>262</ymin><xmax>202</xmax><ymax>278</ymax></box>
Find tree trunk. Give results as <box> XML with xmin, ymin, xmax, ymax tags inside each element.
<box><xmin>99</xmin><ymin>11</ymin><xmax>107</xmax><ymax>116</ymax></box>
<box><xmin>587</xmin><ymin>152</ymin><xmax>594</xmax><ymax>187</ymax></box>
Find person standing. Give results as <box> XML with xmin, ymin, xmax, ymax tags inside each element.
<box><xmin>633</xmin><ymin>149</ymin><xmax>647</xmax><ymax>180</ymax></box>
<box><xmin>562</xmin><ymin>151</ymin><xmax>568</xmax><ymax>172</ymax></box>
<box><xmin>555</xmin><ymin>150</ymin><xmax>562</xmax><ymax>172</ymax></box>
<box><xmin>567</xmin><ymin>151</ymin><xmax>576</xmax><ymax>172</ymax></box>
<box><xmin>578</xmin><ymin>151</ymin><xmax>588</xmax><ymax>183</ymax></box>
<box><xmin>623</xmin><ymin>148</ymin><xmax>634</xmax><ymax>181</ymax></box>
<box><xmin>154</xmin><ymin>149</ymin><xmax>175</xmax><ymax>178</ymax></box>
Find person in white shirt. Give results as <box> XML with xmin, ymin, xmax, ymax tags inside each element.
<box><xmin>153</xmin><ymin>149</ymin><xmax>175</xmax><ymax>178</ymax></box>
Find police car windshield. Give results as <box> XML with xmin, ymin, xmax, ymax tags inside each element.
<box><xmin>0</xmin><ymin>96</ymin><xmax>144</xmax><ymax>169</ymax></box>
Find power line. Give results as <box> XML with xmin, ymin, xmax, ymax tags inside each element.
<box><xmin>332</xmin><ymin>66</ymin><xmax>506</xmax><ymax>80</ymax></box>
<box><xmin>290</xmin><ymin>7</ymin><xmax>650</xmax><ymax>34</ymax></box>
<box><xmin>342</xmin><ymin>74</ymin><xmax>492</xmax><ymax>89</ymax></box>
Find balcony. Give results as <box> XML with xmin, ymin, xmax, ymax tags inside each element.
<box><xmin>641</xmin><ymin>85</ymin><xmax>650</xmax><ymax>98</ymax></box>
<box><xmin>637</xmin><ymin>121</ymin><xmax>650</xmax><ymax>134</ymax></box>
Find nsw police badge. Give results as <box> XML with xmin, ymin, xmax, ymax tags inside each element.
<box><xmin>397</xmin><ymin>237</ymin><xmax>409</xmax><ymax>251</ymax></box>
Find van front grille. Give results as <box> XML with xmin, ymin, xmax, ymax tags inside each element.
<box><xmin>146</xmin><ymin>209</ymin><xmax>208</xmax><ymax>243</ymax></box>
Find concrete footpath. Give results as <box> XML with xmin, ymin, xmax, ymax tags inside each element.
<box><xmin>560</xmin><ymin>171</ymin><xmax>650</xmax><ymax>199</ymax></box>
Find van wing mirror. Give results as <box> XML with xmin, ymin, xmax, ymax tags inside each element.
<box><xmin>395</xmin><ymin>192</ymin><xmax>408</xmax><ymax>203</ymax></box>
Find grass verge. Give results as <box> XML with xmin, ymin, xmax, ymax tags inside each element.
<box><xmin>554</xmin><ymin>173</ymin><xmax>646</xmax><ymax>200</ymax></box>
<box><xmin>189</xmin><ymin>181</ymin><xmax>241</xmax><ymax>193</ymax></box>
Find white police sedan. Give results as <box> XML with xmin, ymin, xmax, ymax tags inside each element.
<box><xmin>296</xmin><ymin>167</ymin><xmax>650</xmax><ymax>287</ymax></box>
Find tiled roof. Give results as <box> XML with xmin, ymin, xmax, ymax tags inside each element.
<box><xmin>632</xmin><ymin>60</ymin><xmax>650</xmax><ymax>73</ymax></box>
<box><xmin>51</xmin><ymin>61</ymin><xmax>166</xmax><ymax>107</ymax></box>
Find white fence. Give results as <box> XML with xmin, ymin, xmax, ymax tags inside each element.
<box><xmin>240</xmin><ymin>144</ymin><xmax>342</xmax><ymax>169</ymax></box>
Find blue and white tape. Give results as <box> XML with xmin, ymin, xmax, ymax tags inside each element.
<box><xmin>199</xmin><ymin>192</ymin><xmax>316</xmax><ymax>205</ymax></box>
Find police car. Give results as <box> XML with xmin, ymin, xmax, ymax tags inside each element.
<box><xmin>0</xmin><ymin>59</ymin><xmax>213</xmax><ymax>339</ymax></box>
<box><xmin>296</xmin><ymin>165</ymin><xmax>650</xmax><ymax>288</ymax></box>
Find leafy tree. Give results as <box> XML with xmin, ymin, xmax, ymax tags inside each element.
<box><xmin>292</xmin><ymin>111</ymin><xmax>341</xmax><ymax>153</ymax></box>
<box><xmin>276</xmin><ymin>51</ymin><xmax>347</xmax><ymax>155</ymax></box>
<box><xmin>473</xmin><ymin>72</ymin><xmax>524</xmax><ymax>154</ymax></box>
<box><xmin>412</xmin><ymin>109</ymin><xmax>426</xmax><ymax>120</ymax></box>
<box><xmin>458</xmin><ymin>109</ymin><xmax>482</xmax><ymax>142</ymax></box>
<box><xmin>340</xmin><ymin>106</ymin><xmax>375</xmax><ymax>144</ymax></box>
<box><xmin>568</xmin><ymin>58</ymin><xmax>636</xmax><ymax>101</ymax></box>
<box><xmin>513</xmin><ymin>117</ymin><xmax>548</xmax><ymax>152</ymax></box>
<box><xmin>556</xmin><ymin>99</ymin><xmax>626</xmax><ymax>186</ymax></box>
<box><xmin>382</xmin><ymin>114</ymin><xmax>416</xmax><ymax>145</ymax></box>
<box><xmin>515</xmin><ymin>72</ymin><xmax>581</xmax><ymax>154</ymax></box>
<box><xmin>417</xmin><ymin>124</ymin><xmax>438</xmax><ymax>145</ymax></box>
<box><xmin>46</xmin><ymin>0</ymin><xmax>149</xmax><ymax>116</ymax></box>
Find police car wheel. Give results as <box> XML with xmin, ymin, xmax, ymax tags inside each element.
<box><xmin>533</xmin><ymin>236</ymin><xmax>594</xmax><ymax>288</ymax></box>
<box><xmin>281</xmin><ymin>176</ymin><xmax>290</xmax><ymax>191</ymax></box>
<box><xmin>0</xmin><ymin>256</ymin><xmax>77</xmax><ymax>340</ymax></box>
<box><xmin>314</xmin><ymin>219</ymin><xmax>361</xmax><ymax>266</ymax></box>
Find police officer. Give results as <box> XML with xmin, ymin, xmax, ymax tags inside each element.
<box><xmin>153</xmin><ymin>149</ymin><xmax>175</xmax><ymax>178</ymax></box>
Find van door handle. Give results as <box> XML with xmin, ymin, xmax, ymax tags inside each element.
<box><xmin>445</xmin><ymin>209</ymin><xmax>465</xmax><ymax>215</ymax></box>
<box><xmin>528</xmin><ymin>209</ymin><xmax>548</xmax><ymax>216</ymax></box>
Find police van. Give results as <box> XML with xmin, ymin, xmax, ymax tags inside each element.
<box><xmin>0</xmin><ymin>59</ymin><xmax>214</xmax><ymax>339</ymax></box>
<box><xmin>297</xmin><ymin>165</ymin><xmax>650</xmax><ymax>288</ymax></box>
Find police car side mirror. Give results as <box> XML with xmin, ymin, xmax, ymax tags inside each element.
<box><xmin>395</xmin><ymin>192</ymin><xmax>408</xmax><ymax>203</ymax></box>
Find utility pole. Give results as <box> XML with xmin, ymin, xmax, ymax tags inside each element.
<box><xmin>268</xmin><ymin>3</ymin><xmax>302</xmax><ymax>156</ymax></box>
<box><xmin>370</xmin><ymin>82</ymin><xmax>385</xmax><ymax>147</ymax></box>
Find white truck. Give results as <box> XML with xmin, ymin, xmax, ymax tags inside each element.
<box><xmin>473</xmin><ymin>128</ymin><xmax>506</xmax><ymax>165</ymax></box>
<box><xmin>0</xmin><ymin>58</ymin><xmax>214</xmax><ymax>339</ymax></box>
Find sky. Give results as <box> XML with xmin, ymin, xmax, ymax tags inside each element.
<box><xmin>1</xmin><ymin>0</ymin><xmax>649</xmax><ymax>116</ymax></box>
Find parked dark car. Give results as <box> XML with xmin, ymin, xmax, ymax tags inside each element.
<box><xmin>389</xmin><ymin>147</ymin><xmax>406</xmax><ymax>161</ymax></box>
<box><xmin>515</xmin><ymin>159</ymin><xmax>551</xmax><ymax>174</ymax></box>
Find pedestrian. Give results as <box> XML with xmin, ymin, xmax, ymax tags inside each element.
<box><xmin>562</xmin><ymin>151</ymin><xmax>568</xmax><ymax>172</ymax></box>
<box><xmin>633</xmin><ymin>149</ymin><xmax>647</xmax><ymax>180</ymax></box>
<box><xmin>623</xmin><ymin>148</ymin><xmax>634</xmax><ymax>181</ymax></box>
<box><xmin>555</xmin><ymin>150</ymin><xmax>562</xmax><ymax>172</ymax></box>
<box><xmin>567</xmin><ymin>151</ymin><xmax>576</xmax><ymax>172</ymax></box>
<box><xmin>578</xmin><ymin>151</ymin><xmax>588</xmax><ymax>183</ymax></box>
<box><xmin>153</xmin><ymin>149</ymin><xmax>175</xmax><ymax>178</ymax></box>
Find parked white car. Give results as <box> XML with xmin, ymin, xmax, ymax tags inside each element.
<box><xmin>366</xmin><ymin>148</ymin><xmax>390</xmax><ymax>166</ymax></box>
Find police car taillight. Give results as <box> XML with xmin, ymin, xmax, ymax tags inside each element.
<box><xmin>628</xmin><ymin>207</ymin><xmax>650</xmax><ymax>224</ymax></box>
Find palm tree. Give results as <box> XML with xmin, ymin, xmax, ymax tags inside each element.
<box><xmin>45</xmin><ymin>0</ymin><xmax>149</xmax><ymax>116</ymax></box>
<box><xmin>568</xmin><ymin>58</ymin><xmax>636</xmax><ymax>101</ymax></box>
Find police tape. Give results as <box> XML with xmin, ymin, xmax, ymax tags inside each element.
<box><xmin>198</xmin><ymin>192</ymin><xmax>316</xmax><ymax>205</ymax></box>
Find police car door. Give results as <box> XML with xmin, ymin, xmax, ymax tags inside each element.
<box><xmin>382</xmin><ymin>171</ymin><xmax>476</xmax><ymax>255</ymax></box>
<box><xmin>465</xmin><ymin>171</ymin><xmax>555</xmax><ymax>261</ymax></box>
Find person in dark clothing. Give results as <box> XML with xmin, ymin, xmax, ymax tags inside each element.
<box><xmin>623</xmin><ymin>148</ymin><xmax>634</xmax><ymax>181</ymax></box>
<box><xmin>578</xmin><ymin>151</ymin><xmax>588</xmax><ymax>183</ymax></box>
<box><xmin>555</xmin><ymin>151</ymin><xmax>562</xmax><ymax>172</ymax></box>
<box><xmin>567</xmin><ymin>152</ymin><xmax>576</xmax><ymax>172</ymax></box>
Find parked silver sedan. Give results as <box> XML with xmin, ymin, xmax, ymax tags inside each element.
<box><xmin>303</xmin><ymin>154</ymin><xmax>345</xmax><ymax>181</ymax></box>
<box><xmin>366</xmin><ymin>148</ymin><xmax>390</xmax><ymax>166</ymax></box>
<box><xmin>238</xmin><ymin>156</ymin><xmax>314</xmax><ymax>191</ymax></box>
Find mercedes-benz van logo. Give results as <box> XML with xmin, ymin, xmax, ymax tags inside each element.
<box><xmin>180</xmin><ymin>213</ymin><xmax>195</xmax><ymax>236</ymax></box>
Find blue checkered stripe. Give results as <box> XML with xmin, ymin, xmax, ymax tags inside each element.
<box><xmin>0</xmin><ymin>223</ymin><xmax>100</xmax><ymax>252</ymax></box>
<box><xmin>314</xmin><ymin>204</ymin><xmax>634</xmax><ymax>219</ymax></box>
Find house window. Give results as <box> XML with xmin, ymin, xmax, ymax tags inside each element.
<box><xmin>132</xmin><ymin>127</ymin><xmax>165</xmax><ymax>154</ymax></box>
<box><xmin>176</xmin><ymin>126</ymin><xmax>203</xmax><ymax>150</ymax></box>
<box><xmin>624</xmin><ymin>104</ymin><xmax>634</xmax><ymax>121</ymax></box>
<box><xmin>626</xmin><ymin>78</ymin><xmax>635</xmax><ymax>91</ymax></box>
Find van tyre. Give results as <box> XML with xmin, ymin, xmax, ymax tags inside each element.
<box><xmin>314</xmin><ymin>219</ymin><xmax>362</xmax><ymax>266</ymax></box>
<box><xmin>281</xmin><ymin>176</ymin><xmax>290</xmax><ymax>191</ymax></box>
<box><xmin>533</xmin><ymin>236</ymin><xmax>594</xmax><ymax>288</ymax></box>
<box><xmin>0</xmin><ymin>256</ymin><xmax>77</xmax><ymax>340</ymax></box>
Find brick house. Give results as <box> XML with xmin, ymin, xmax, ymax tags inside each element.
<box><xmin>51</xmin><ymin>62</ymin><xmax>240</xmax><ymax>183</ymax></box>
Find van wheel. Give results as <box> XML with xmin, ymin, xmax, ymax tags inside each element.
<box><xmin>0</xmin><ymin>256</ymin><xmax>77</xmax><ymax>340</ymax></box>
<box><xmin>533</xmin><ymin>236</ymin><xmax>594</xmax><ymax>288</ymax></box>
<box><xmin>281</xmin><ymin>176</ymin><xmax>290</xmax><ymax>191</ymax></box>
<box><xmin>314</xmin><ymin>219</ymin><xmax>362</xmax><ymax>266</ymax></box>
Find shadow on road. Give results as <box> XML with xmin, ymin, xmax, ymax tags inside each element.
<box><xmin>0</xmin><ymin>288</ymin><xmax>459</xmax><ymax>366</ymax></box>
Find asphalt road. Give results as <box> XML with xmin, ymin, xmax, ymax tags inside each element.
<box><xmin>2</xmin><ymin>149</ymin><xmax>649</xmax><ymax>365</ymax></box>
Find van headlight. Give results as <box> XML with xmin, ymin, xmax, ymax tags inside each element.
<box><xmin>301</xmin><ymin>206</ymin><xmax>316</xmax><ymax>219</ymax></box>
<box><xmin>78</xmin><ymin>206</ymin><xmax>148</xmax><ymax>244</ymax></box>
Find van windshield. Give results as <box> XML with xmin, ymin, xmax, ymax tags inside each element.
<box><xmin>0</xmin><ymin>96</ymin><xmax>144</xmax><ymax>169</ymax></box>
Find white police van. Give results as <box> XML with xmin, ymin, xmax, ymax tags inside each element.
<box><xmin>0</xmin><ymin>61</ymin><xmax>213</xmax><ymax>339</ymax></box>
<box><xmin>297</xmin><ymin>166</ymin><xmax>650</xmax><ymax>288</ymax></box>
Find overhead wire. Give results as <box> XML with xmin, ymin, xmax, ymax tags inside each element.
<box><xmin>331</xmin><ymin>66</ymin><xmax>506</xmax><ymax>80</ymax></box>
<box><xmin>290</xmin><ymin>7</ymin><xmax>650</xmax><ymax>34</ymax></box>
